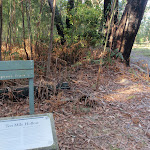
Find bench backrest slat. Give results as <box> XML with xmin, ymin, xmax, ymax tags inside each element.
<box><xmin>0</xmin><ymin>60</ymin><xmax>34</xmax><ymax>80</ymax></box>
<box><xmin>0</xmin><ymin>70</ymin><xmax>34</xmax><ymax>80</ymax></box>
<box><xmin>0</xmin><ymin>60</ymin><xmax>34</xmax><ymax>70</ymax></box>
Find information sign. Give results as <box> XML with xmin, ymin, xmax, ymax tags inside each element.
<box><xmin>0</xmin><ymin>114</ymin><xmax>58</xmax><ymax>150</ymax></box>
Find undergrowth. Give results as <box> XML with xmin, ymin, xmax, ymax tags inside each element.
<box><xmin>1</xmin><ymin>41</ymin><xmax>124</xmax><ymax>78</ymax></box>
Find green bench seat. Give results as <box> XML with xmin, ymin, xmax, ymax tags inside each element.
<box><xmin>0</xmin><ymin>60</ymin><xmax>34</xmax><ymax>114</ymax></box>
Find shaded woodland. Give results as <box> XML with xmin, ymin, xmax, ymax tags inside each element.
<box><xmin>0</xmin><ymin>0</ymin><xmax>150</xmax><ymax>149</ymax></box>
<box><xmin>0</xmin><ymin>0</ymin><xmax>148</xmax><ymax>65</ymax></box>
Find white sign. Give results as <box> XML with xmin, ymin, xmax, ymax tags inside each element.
<box><xmin>0</xmin><ymin>116</ymin><xmax>54</xmax><ymax>150</ymax></box>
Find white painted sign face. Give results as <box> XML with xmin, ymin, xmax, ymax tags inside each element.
<box><xmin>0</xmin><ymin>116</ymin><xmax>54</xmax><ymax>150</ymax></box>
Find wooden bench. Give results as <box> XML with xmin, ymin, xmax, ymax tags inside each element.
<box><xmin>0</xmin><ymin>60</ymin><xmax>34</xmax><ymax>114</ymax></box>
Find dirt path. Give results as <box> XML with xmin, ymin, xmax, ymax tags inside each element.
<box><xmin>131</xmin><ymin>47</ymin><xmax>150</xmax><ymax>70</ymax></box>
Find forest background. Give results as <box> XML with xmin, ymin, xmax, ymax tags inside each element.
<box><xmin>0</xmin><ymin>1</ymin><xmax>150</xmax><ymax>149</ymax></box>
<box><xmin>0</xmin><ymin>0</ymin><xmax>149</xmax><ymax>65</ymax></box>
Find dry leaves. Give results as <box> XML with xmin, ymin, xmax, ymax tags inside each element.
<box><xmin>0</xmin><ymin>61</ymin><xmax>150</xmax><ymax>149</ymax></box>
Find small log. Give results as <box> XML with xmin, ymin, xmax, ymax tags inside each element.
<box><xmin>0</xmin><ymin>82</ymin><xmax>70</xmax><ymax>101</ymax></box>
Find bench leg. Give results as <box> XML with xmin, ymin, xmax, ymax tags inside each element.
<box><xmin>29</xmin><ymin>78</ymin><xmax>34</xmax><ymax>114</ymax></box>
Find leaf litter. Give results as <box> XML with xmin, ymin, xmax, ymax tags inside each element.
<box><xmin>0</xmin><ymin>61</ymin><xmax>150</xmax><ymax>150</ymax></box>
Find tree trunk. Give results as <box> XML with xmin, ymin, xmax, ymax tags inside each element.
<box><xmin>112</xmin><ymin>0</ymin><xmax>148</xmax><ymax>66</ymax></box>
<box><xmin>48</xmin><ymin>0</ymin><xmax>65</xmax><ymax>45</ymax></box>
<box><xmin>104</xmin><ymin>0</ymin><xmax>118</xmax><ymax>47</ymax></box>
<box><xmin>35</xmin><ymin>0</ymin><xmax>45</xmax><ymax>59</ymax></box>
<box><xmin>104</xmin><ymin>0</ymin><xmax>119</xmax><ymax>26</ymax></box>
<box><xmin>109</xmin><ymin>0</ymin><xmax>118</xmax><ymax>48</ymax></box>
<box><xmin>114</xmin><ymin>0</ymin><xmax>118</xmax><ymax>24</ymax></box>
<box><xmin>25</xmin><ymin>0</ymin><xmax>33</xmax><ymax>59</ymax></box>
<box><xmin>21</xmin><ymin>1</ymin><xmax>29</xmax><ymax>60</ymax></box>
<box><xmin>47</xmin><ymin>0</ymin><xmax>56</xmax><ymax>76</ymax></box>
<box><xmin>9</xmin><ymin>0</ymin><xmax>12</xmax><ymax>60</ymax></box>
<box><xmin>66</xmin><ymin>0</ymin><xmax>74</xmax><ymax>28</ymax></box>
<box><xmin>0</xmin><ymin>0</ymin><xmax>2</xmax><ymax>61</ymax></box>
<box><xmin>12</xmin><ymin>0</ymin><xmax>17</xmax><ymax>45</ymax></box>
<box><xmin>104</xmin><ymin>0</ymin><xmax>112</xmax><ymax>25</ymax></box>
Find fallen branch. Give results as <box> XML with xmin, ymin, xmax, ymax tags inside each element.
<box><xmin>130</xmin><ymin>64</ymin><xmax>150</xmax><ymax>77</ymax></box>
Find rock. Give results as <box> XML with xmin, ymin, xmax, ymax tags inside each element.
<box><xmin>56</xmin><ymin>82</ymin><xmax>70</xmax><ymax>90</ymax></box>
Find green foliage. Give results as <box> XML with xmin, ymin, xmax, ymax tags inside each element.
<box><xmin>11</xmin><ymin>52</ymin><xmax>23</xmax><ymax>60</ymax></box>
<box><xmin>110</xmin><ymin>49</ymin><xmax>124</xmax><ymax>60</ymax></box>
<box><xmin>2</xmin><ymin>0</ymin><xmax>51</xmax><ymax>44</ymax></box>
<box><xmin>118</xmin><ymin>0</ymin><xmax>127</xmax><ymax>20</ymax></box>
<box><xmin>2</xmin><ymin>0</ymin><xmax>104</xmax><ymax>48</ymax></box>
<box><xmin>3</xmin><ymin>50</ymin><xmax>10</xmax><ymax>58</ymax></box>
<box><xmin>104</xmin><ymin>48</ymin><xmax>124</xmax><ymax>65</ymax></box>
<box><xmin>2</xmin><ymin>0</ymin><xmax>105</xmax><ymax>62</ymax></box>
<box><xmin>135</xmin><ymin>3</ymin><xmax>150</xmax><ymax>43</ymax></box>
<box><xmin>65</xmin><ymin>3</ymin><xmax>103</xmax><ymax>46</ymax></box>
<box><xmin>72</xmin><ymin>47</ymin><xmax>124</xmax><ymax>67</ymax></box>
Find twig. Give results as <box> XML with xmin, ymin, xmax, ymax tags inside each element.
<box><xmin>145</xmin><ymin>122</ymin><xmax>150</xmax><ymax>135</ymax></box>
<box><xmin>96</xmin><ymin>0</ymin><xmax>117</xmax><ymax>89</ymax></box>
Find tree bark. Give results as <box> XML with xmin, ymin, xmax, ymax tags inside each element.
<box><xmin>104</xmin><ymin>0</ymin><xmax>118</xmax><ymax>47</ymax></box>
<box><xmin>35</xmin><ymin>0</ymin><xmax>45</xmax><ymax>58</ymax></box>
<box><xmin>47</xmin><ymin>0</ymin><xmax>65</xmax><ymax>45</ymax></box>
<box><xmin>104</xmin><ymin>0</ymin><xmax>112</xmax><ymax>25</ymax></box>
<box><xmin>25</xmin><ymin>0</ymin><xmax>33</xmax><ymax>59</ymax></box>
<box><xmin>112</xmin><ymin>0</ymin><xmax>148</xmax><ymax>66</ymax></box>
<box><xmin>66</xmin><ymin>0</ymin><xmax>74</xmax><ymax>28</ymax></box>
<box><xmin>21</xmin><ymin>1</ymin><xmax>29</xmax><ymax>60</ymax></box>
<box><xmin>109</xmin><ymin>0</ymin><xmax>118</xmax><ymax>48</ymax></box>
<box><xmin>0</xmin><ymin>0</ymin><xmax>2</xmax><ymax>61</ymax></box>
<box><xmin>47</xmin><ymin>0</ymin><xmax>56</xmax><ymax>76</ymax></box>
<box><xmin>11</xmin><ymin>0</ymin><xmax>16</xmax><ymax>44</ymax></box>
<box><xmin>114</xmin><ymin>0</ymin><xmax>118</xmax><ymax>24</ymax></box>
<box><xmin>9</xmin><ymin>0</ymin><xmax>12</xmax><ymax>60</ymax></box>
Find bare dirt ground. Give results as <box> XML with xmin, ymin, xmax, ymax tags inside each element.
<box><xmin>131</xmin><ymin>51</ymin><xmax>150</xmax><ymax>69</ymax></box>
<box><xmin>0</xmin><ymin>59</ymin><xmax>150</xmax><ymax>150</ymax></box>
<box><xmin>131</xmin><ymin>44</ymin><xmax>150</xmax><ymax>70</ymax></box>
<box><xmin>54</xmin><ymin>62</ymin><xmax>150</xmax><ymax>150</ymax></box>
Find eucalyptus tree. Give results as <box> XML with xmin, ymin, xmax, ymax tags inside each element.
<box><xmin>0</xmin><ymin>0</ymin><xmax>2</xmax><ymax>61</ymax></box>
<box><xmin>112</xmin><ymin>0</ymin><xmax>148</xmax><ymax>65</ymax></box>
<box><xmin>135</xmin><ymin>4</ymin><xmax>150</xmax><ymax>43</ymax></box>
<box><xmin>66</xmin><ymin>0</ymin><xmax>74</xmax><ymax>28</ymax></box>
<box><xmin>26</xmin><ymin>0</ymin><xmax>33</xmax><ymax>59</ymax></box>
<box><xmin>47</xmin><ymin>0</ymin><xmax>56</xmax><ymax>75</ymax></box>
<box><xmin>104</xmin><ymin>0</ymin><xmax>148</xmax><ymax>65</ymax></box>
<box><xmin>48</xmin><ymin>0</ymin><xmax>65</xmax><ymax>44</ymax></box>
<box><xmin>21</xmin><ymin>1</ymin><xmax>29</xmax><ymax>60</ymax></box>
